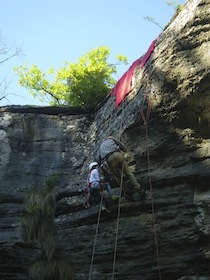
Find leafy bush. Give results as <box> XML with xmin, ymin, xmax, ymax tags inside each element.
<box><xmin>14</xmin><ymin>46</ymin><xmax>127</xmax><ymax>110</ymax></box>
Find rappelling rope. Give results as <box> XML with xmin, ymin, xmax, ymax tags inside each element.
<box><xmin>89</xmin><ymin>81</ymin><xmax>161</xmax><ymax>279</ymax></box>
<box><xmin>118</xmin><ymin>101</ymin><xmax>125</xmax><ymax>139</ymax></box>
<box><xmin>88</xmin><ymin>194</ymin><xmax>104</xmax><ymax>280</ymax></box>
<box><xmin>89</xmin><ymin>96</ymin><xmax>126</xmax><ymax>280</ymax></box>
<box><xmin>89</xmin><ymin>96</ymin><xmax>117</xmax><ymax>279</ymax></box>
<box><xmin>107</xmin><ymin>95</ymin><xmax>115</xmax><ymax>137</ymax></box>
<box><xmin>111</xmin><ymin>159</ymin><xmax>124</xmax><ymax>280</ymax></box>
<box><xmin>139</xmin><ymin>81</ymin><xmax>162</xmax><ymax>280</ymax></box>
<box><xmin>111</xmin><ymin>99</ymin><xmax>125</xmax><ymax>279</ymax></box>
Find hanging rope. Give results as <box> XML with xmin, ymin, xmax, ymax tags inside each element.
<box><xmin>88</xmin><ymin>194</ymin><xmax>104</xmax><ymax>280</ymax></box>
<box><xmin>107</xmin><ymin>96</ymin><xmax>115</xmax><ymax>137</ymax></box>
<box><xmin>118</xmin><ymin>101</ymin><xmax>125</xmax><ymax>140</ymax></box>
<box><xmin>111</xmin><ymin>159</ymin><xmax>124</xmax><ymax>280</ymax></box>
<box><xmin>89</xmin><ymin>79</ymin><xmax>161</xmax><ymax>279</ymax></box>
<box><xmin>89</xmin><ymin>97</ymin><xmax>117</xmax><ymax>279</ymax></box>
<box><xmin>111</xmin><ymin>98</ymin><xmax>126</xmax><ymax>279</ymax></box>
<box><xmin>89</xmin><ymin>97</ymin><xmax>126</xmax><ymax>280</ymax></box>
<box><xmin>139</xmin><ymin>82</ymin><xmax>162</xmax><ymax>280</ymax></box>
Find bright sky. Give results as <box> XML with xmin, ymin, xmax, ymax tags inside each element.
<box><xmin>0</xmin><ymin>0</ymin><xmax>184</xmax><ymax>106</ymax></box>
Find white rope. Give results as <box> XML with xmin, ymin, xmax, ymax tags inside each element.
<box><xmin>111</xmin><ymin>160</ymin><xmax>124</xmax><ymax>279</ymax></box>
<box><xmin>89</xmin><ymin>98</ymin><xmax>125</xmax><ymax>279</ymax></box>
<box><xmin>88</xmin><ymin>195</ymin><xmax>104</xmax><ymax>280</ymax></box>
<box><xmin>111</xmin><ymin>98</ymin><xmax>126</xmax><ymax>279</ymax></box>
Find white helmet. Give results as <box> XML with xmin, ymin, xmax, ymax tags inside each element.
<box><xmin>89</xmin><ymin>162</ymin><xmax>98</xmax><ymax>170</ymax></box>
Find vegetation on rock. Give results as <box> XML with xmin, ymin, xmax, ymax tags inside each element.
<box><xmin>20</xmin><ymin>175</ymin><xmax>74</xmax><ymax>280</ymax></box>
<box><xmin>14</xmin><ymin>46</ymin><xmax>127</xmax><ymax>110</ymax></box>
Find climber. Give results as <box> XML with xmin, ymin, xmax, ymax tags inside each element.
<box><xmin>98</xmin><ymin>136</ymin><xmax>144</xmax><ymax>201</ymax></box>
<box><xmin>86</xmin><ymin>162</ymin><xmax>119</xmax><ymax>210</ymax></box>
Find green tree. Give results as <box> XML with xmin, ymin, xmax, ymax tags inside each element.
<box><xmin>14</xmin><ymin>46</ymin><xmax>127</xmax><ymax>109</ymax></box>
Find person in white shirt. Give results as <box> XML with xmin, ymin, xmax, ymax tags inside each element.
<box><xmin>87</xmin><ymin>162</ymin><xmax>118</xmax><ymax>201</ymax></box>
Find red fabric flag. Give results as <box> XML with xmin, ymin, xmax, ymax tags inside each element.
<box><xmin>139</xmin><ymin>39</ymin><xmax>156</xmax><ymax>68</ymax></box>
<box><xmin>110</xmin><ymin>57</ymin><xmax>141</xmax><ymax>103</ymax></box>
<box><xmin>111</xmin><ymin>39</ymin><xmax>157</xmax><ymax>108</ymax></box>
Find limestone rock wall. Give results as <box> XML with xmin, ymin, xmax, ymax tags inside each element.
<box><xmin>0</xmin><ymin>0</ymin><xmax>210</xmax><ymax>279</ymax></box>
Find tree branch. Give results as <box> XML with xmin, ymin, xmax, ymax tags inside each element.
<box><xmin>41</xmin><ymin>88</ymin><xmax>61</xmax><ymax>105</ymax></box>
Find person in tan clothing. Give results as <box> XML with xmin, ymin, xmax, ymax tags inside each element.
<box><xmin>99</xmin><ymin>136</ymin><xmax>144</xmax><ymax>200</ymax></box>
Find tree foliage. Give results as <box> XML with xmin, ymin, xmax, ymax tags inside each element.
<box><xmin>14</xmin><ymin>46</ymin><xmax>127</xmax><ymax>109</ymax></box>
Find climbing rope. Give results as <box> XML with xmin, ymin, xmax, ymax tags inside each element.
<box><xmin>118</xmin><ymin>100</ymin><xmax>125</xmax><ymax>140</ymax></box>
<box><xmin>111</xmin><ymin>159</ymin><xmax>124</xmax><ymax>279</ymax></box>
<box><xmin>88</xmin><ymin>194</ymin><xmax>104</xmax><ymax>280</ymax></box>
<box><xmin>111</xmin><ymin>99</ymin><xmax>126</xmax><ymax>279</ymax></box>
<box><xmin>89</xmin><ymin>98</ymin><xmax>125</xmax><ymax>280</ymax></box>
<box><xmin>107</xmin><ymin>96</ymin><xmax>115</xmax><ymax>137</ymax></box>
<box><xmin>139</xmin><ymin>82</ymin><xmax>162</xmax><ymax>280</ymax></box>
<box><xmin>89</xmin><ymin>81</ymin><xmax>162</xmax><ymax>279</ymax></box>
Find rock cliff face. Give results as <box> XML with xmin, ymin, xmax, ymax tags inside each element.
<box><xmin>1</xmin><ymin>0</ymin><xmax>210</xmax><ymax>279</ymax></box>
